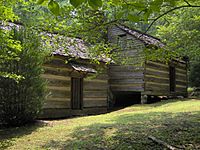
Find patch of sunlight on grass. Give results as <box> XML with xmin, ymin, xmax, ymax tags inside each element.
<box><xmin>1</xmin><ymin>98</ymin><xmax>200</xmax><ymax>150</ymax></box>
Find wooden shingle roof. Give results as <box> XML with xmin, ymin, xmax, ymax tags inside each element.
<box><xmin>1</xmin><ymin>22</ymin><xmax>110</xmax><ymax>62</ymax></box>
<box><xmin>116</xmin><ymin>24</ymin><xmax>165</xmax><ymax>48</ymax></box>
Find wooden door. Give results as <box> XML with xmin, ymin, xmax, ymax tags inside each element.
<box><xmin>71</xmin><ymin>78</ymin><xmax>83</xmax><ymax>109</ymax></box>
<box><xmin>169</xmin><ymin>66</ymin><xmax>176</xmax><ymax>92</ymax></box>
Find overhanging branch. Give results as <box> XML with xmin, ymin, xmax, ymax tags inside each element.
<box><xmin>145</xmin><ymin>4</ymin><xmax>200</xmax><ymax>33</ymax></box>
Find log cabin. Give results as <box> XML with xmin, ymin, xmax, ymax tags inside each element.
<box><xmin>108</xmin><ymin>24</ymin><xmax>188</xmax><ymax>106</ymax></box>
<box><xmin>0</xmin><ymin>23</ymin><xmax>109</xmax><ymax>119</ymax></box>
<box><xmin>0</xmin><ymin>23</ymin><xmax>188</xmax><ymax>119</ymax></box>
<box><xmin>39</xmin><ymin>34</ymin><xmax>109</xmax><ymax>118</ymax></box>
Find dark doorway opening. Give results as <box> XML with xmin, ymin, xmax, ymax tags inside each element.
<box><xmin>112</xmin><ymin>91</ymin><xmax>141</xmax><ymax>107</ymax></box>
<box><xmin>71</xmin><ymin>78</ymin><xmax>83</xmax><ymax>110</ymax></box>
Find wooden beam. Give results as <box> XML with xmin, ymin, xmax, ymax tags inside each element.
<box><xmin>41</xmin><ymin>74</ymin><xmax>71</xmax><ymax>81</ymax></box>
<box><xmin>47</xmin><ymin>86</ymin><xmax>70</xmax><ymax>91</ymax></box>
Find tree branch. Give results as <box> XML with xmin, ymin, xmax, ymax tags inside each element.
<box><xmin>145</xmin><ymin>4</ymin><xmax>200</xmax><ymax>33</ymax></box>
<box><xmin>183</xmin><ymin>0</ymin><xmax>191</xmax><ymax>6</ymax></box>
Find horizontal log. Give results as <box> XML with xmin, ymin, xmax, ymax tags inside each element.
<box><xmin>109</xmin><ymin>68</ymin><xmax>144</xmax><ymax>74</ymax></box>
<box><xmin>83</xmin><ymin>97</ymin><xmax>107</xmax><ymax>101</ymax></box>
<box><xmin>42</xmin><ymin>101</ymin><xmax>71</xmax><ymax>109</ymax></box>
<box><xmin>146</xmin><ymin>67</ymin><xmax>169</xmax><ymax>74</ymax></box>
<box><xmin>176</xmin><ymin>80</ymin><xmax>187</xmax><ymax>86</ymax></box>
<box><xmin>175</xmin><ymin>62</ymin><xmax>187</xmax><ymax>70</ymax></box>
<box><xmin>83</xmin><ymin>81</ymin><xmax>108</xmax><ymax>89</ymax></box>
<box><xmin>47</xmin><ymin>90</ymin><xmax>71</xmax><ymax>98</ymax></box>
<box><xmin>109</xmin><ymin>75</ymin><xmax>144</xmax><ymax>80</ymax></box>
<box><xmin>176</xmin><ymin>68</ymin><xmax>187</xmax><ymax>74</ymax></box>
<box><xmin>47</xmin><ymin>86</ymin><xmax>70</xmax><ymax>91</ymax></box>
<box><xmin>146</xmin><ymin>70</ymin><xmax>169</xmax><ymax>78</ymax></box>
<box><xmin>145</xmin><ymin>74</ymin><xmax>169</xmax><ymax>80</ymax></box>
<box><xmin>146</xmin><ymin>82</ymin><xmax>169</xmax><ymax>87</ymax></box>
<box><xmin>145</xmin><ymin>84</ymin><xmax>170</xmax><ymax>92</ymax></box>
<box><xmin>109</xmin><ymin>72</ymin><xmax>144</xmax><ymax>78</ymax></box>
<box><xmin>41</xmin><ymin>74</ymin><xmax>71</xmax><ymax>81</ymax></box>
<box><xmin>143</xmin><ymin>91</ymin><xmax>170</xmax><ymax>96</ymax></box>
<box><xmin>109</xmin><ymin>65</ymin><xmax>144</xmax><ymax>70</ymax></box>
<box><xmin>176</xmin><ymin>84</ymin><xmax>187</xmax><ymax>88</ymax></box>
<box><xmin>145</xmin><ymin>76</ymin><xmax>169</xmax><ymax>84</ymax></box>
<box><xmin>176</xmin><ymin>72</ymin><xmax>186</xmax><ymax>77</ymax></box>
<box><xmin>83</xmin><ymin>100</ymin><xmax>107</xmax><ymax>107</ymax></box>
<box><xmin>176</xmin><ymin>79</ymin><xmax>187</xmax><ymax>83</ymax></box>
<box><xmin>84</xmin><ymin>84</ymin><xmax>108</xmax><ymax>91</ymax></box>
<box><xmin>110</xmin><ymin>83</ymin><xmax>144</xmax><ymax>88</ymax></box>
<box><xmin>43</xmin><ymin>65</ymin><xmax>72</xmax><ymax>72</ymax></box>
<box><xmin>46</xmin><ymin>79</ymin><xmax>70</xmax><ymax>87</ymax></box>
<box><xmin>146</xmin><ymin>61</ymin><xmax>169</xmax><ymax>70</ymax></box>
<box><xmin>84</xmin><ymin>79</ymin><xmax>108</xmax><ymax>84</ymax></box>
<box><xmin>83</xmin><ymin>91</ymin><xmax>108</xmax><ymax>98</ymax></box>
<box><xmin>176</xmin><ymin>75</ymin><xmax>187</xmax><ymax>81</ymax></box>
<box><xmin>110</xmin><ymin>86</ymin><xmax>144</xmax><ymax>92</ymax></box>
<box><xmin>109</xmin><ymin>78</ymin><xmax>144</xmax><ymax>84</ymax></box>
<box><xmin>45</xmin><ymin>97</ymin><xmax>70</xmax><ymax>102</ymax></box>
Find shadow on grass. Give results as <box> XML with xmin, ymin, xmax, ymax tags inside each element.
<box><xmin>42</xmin><ymin>111</ymin><xmax>200</xmax><ymax>150</ymax></box>
<box><xmin>0</xmin><ymin>121</ymin><xmax>47</xmax><ymax>149</ymax></box>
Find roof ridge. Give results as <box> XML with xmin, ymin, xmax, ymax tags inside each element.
<box><xmin>115</xmin><ymin>23</ymin><xmax>165</xmax><ymax>48</ymax></box>
<box><xmin>116</xmin><ymin>23</ymin><xmax>162</xmax><ymax>41</ymax></box>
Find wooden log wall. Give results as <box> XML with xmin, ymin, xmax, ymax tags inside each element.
<box><xmin>144</xmin><ymin>61</ymin><xmax>170</xmax><ymax>96</ymax></box>
<box><xmin>40</xmin><ymin>58</ymin><xmax>72</xmax><ymax>118</ymax></box>
<box><xmin>174</xmin><ymin>61</ymin><xmax>188</xmax><ymax>96</ymax></box>
<box><xmin>39</xmin><ymin>57</ymin><xmax>109</xmax><ymax>118</ymax></box>
<box><xmin>109</xmin><ymin>65</ymin><xmax>145</xmax><ymax>92</ymax></box>
<box><xmin>83</xmin><ymin>72</ymin><xmax>108</xmax><ymax>108</ymax></box>
<box><xmin>108</xmin><ymin>25</ymin><xmax>145</xmax><ymax>92</ymax></box>
<box><xmin>144</xmin><ymin>60</ymin><xmax>187</xmax><ymax>96</ymax></box>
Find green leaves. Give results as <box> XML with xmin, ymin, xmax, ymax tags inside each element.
<box><xmin>70</xmin><ymin>0</ymin><xmax>85</xmax><ymax>8</ymax></box>
<box><xmin>69</xmin><ymin>0</ymin><xmax>102</xmax><ymax>9</ymax></box>
<box><xmin>37</xmin><ymin>0</ymin><xmax>45</xmax><ymax>5</ymax></box>
<box><xmin>128</xmin><ymin>12</ymin><xmax>140</xmax><ymax>22</ymax></box>
<box><xmin>48</xmin><ymin>0</ymin><xmax>60</xmax><ymax>16</ymax></box>
<box><xmin>88</xmin><ymin>0</ymin><xmax>102</xmax><ymax>9</ymax></box>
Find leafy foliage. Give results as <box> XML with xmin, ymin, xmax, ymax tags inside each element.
<box><xmin>0</xmin><ymin>28</ymin><xmax>47</xmax><ymax>126</ymax></box>
<box><xmin>157</xmin><ymin>8</ymin><xmax>200</xmax><ymax>61</ymax></box>
<box><xmin>48</xmin><ymin>0</ymin><xmax>60</xmax><ymax>15</ymax></box>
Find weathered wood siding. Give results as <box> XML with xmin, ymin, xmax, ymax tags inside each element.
<box><xmin>174</xmin><ymin>61</ymin><xmax>188</xmax><ymax>96</ymax></box>
<box><xmin>108</xmin><ymin>26</ymin><xmax>145</xmax><ymax>92</ymax></box>
<box><xmin>144</xmin><ymin>61</ymin><xmax>170</xmax><ymax>96</ymax></box>
<box><xmin>83</xmin><ymin>72</ymin><xmax>108</xmax><ymax>108</ymax></box>
<box><xmin>108</xmin><ymin>25</ymin><xmax>188</xmax><ymax>98</ymax></box>
<box><xmin>39</xmin><ymin>57</ymin><xmax>108</xmax><ymax>118</ymax></box>
<box><xmin>144</xmin><ymin>60</ymin><xmax>187</xmax><ymax>96</ymax></box>
<box><xmin>41</xmin><ymin>58</ymin><xmax>72</xmax><ymax>111</ymax></box>
<box><xmin>109</xmin><ymin>65</ymin><xmax>145</xmax><ymax>92</ymax></box>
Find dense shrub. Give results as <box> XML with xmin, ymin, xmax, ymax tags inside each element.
<box><xmin>189</xmin><ymin>61</ymin><xmax>200</xmax><ymax>87</ymax></box>
<box><xmin>0</xmin><ymin>28</ymin><xmax>47</xmax><ymax>126</ymax></box>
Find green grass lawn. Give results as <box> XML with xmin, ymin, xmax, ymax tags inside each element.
<box><xmin>0</xmin><ymin>99</ymin><xmax>200</xmax><ymax>150</ymax></box>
